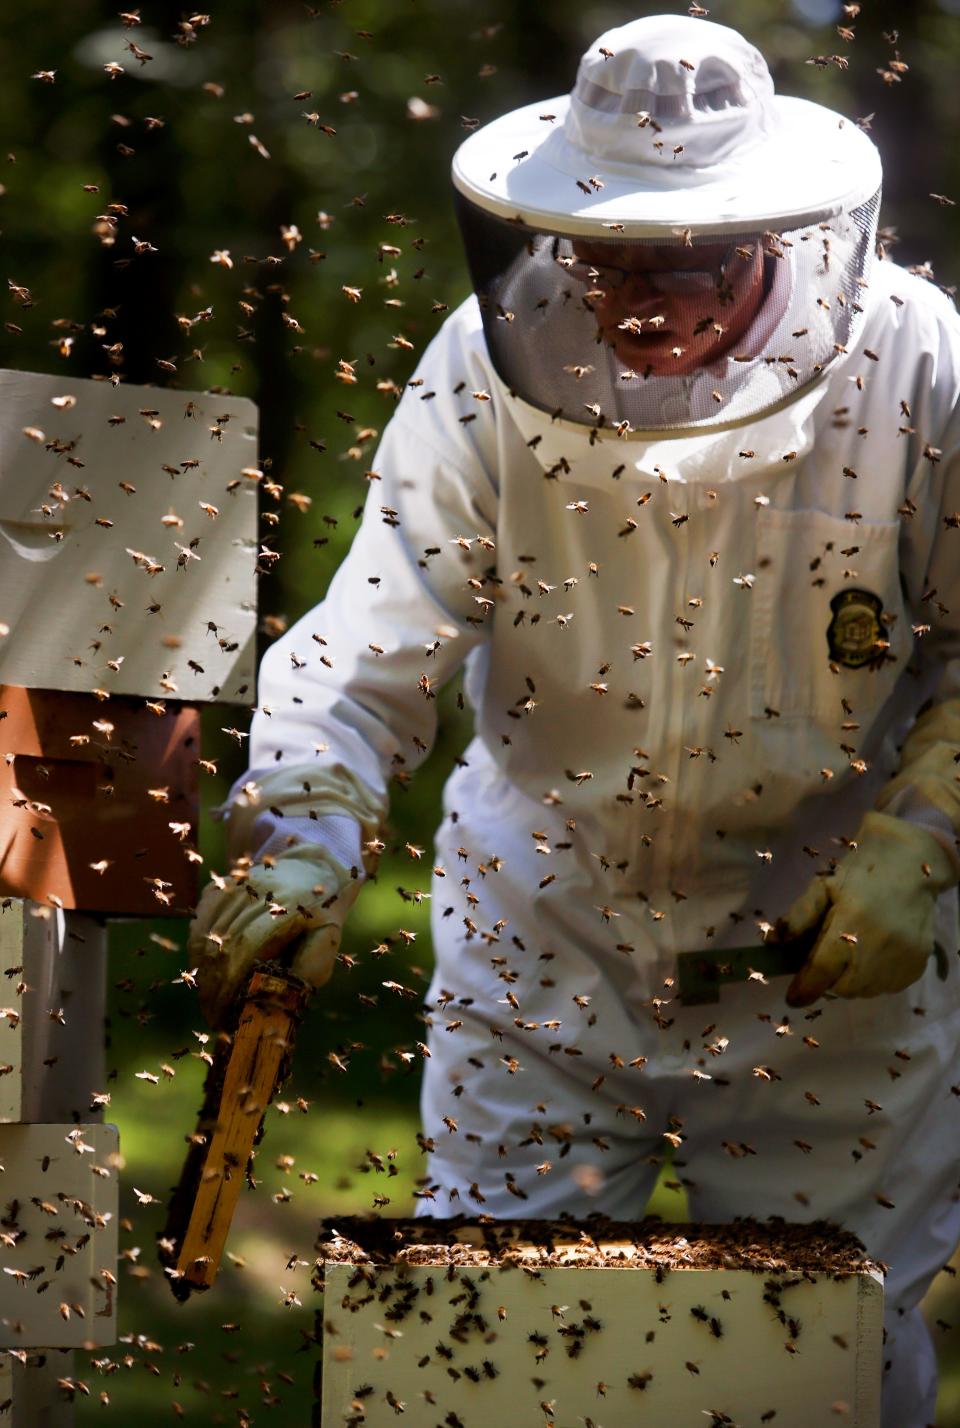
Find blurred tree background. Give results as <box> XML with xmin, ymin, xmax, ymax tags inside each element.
<box><xmin>0</xmin><ymin>0</ymin><xmax>958</xmax><ymax>1421</ymax></box>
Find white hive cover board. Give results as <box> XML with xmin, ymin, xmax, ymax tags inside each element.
<box><xmin>0</xmin><ymin>1122</ymin><xmax>118</xmax><ymax>1349</ymax></box>
<box><xmin>0</xmin><ymin>368</ymin><xmax>258</xmax><ymax>704</ymax></box>
<box><xmin>320</xmin><ymin>1261</ymin><xmax>883</xmax><ymax>1427</ymax></box>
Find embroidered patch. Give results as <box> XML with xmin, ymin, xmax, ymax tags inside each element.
<box><xmin>826</xmin><ymin>588</ymin><xmax>888</xmax><ymax>669</ymax></box>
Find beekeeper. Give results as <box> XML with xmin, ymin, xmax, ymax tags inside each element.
<box><xmin>189</xmin><ymin>16</ymin><xmax>960</xmax><ymax>1425</ymax></box>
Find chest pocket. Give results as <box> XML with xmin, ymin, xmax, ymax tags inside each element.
<box><xmin>749</xmin><ymin>507</ymin><xmax>914</xmax><ymax>722</ymax></box>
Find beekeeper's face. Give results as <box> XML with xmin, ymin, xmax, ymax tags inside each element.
<box><xmin>568</xmin><ymin>238</ymin><xmax>766</xmax><ymax>375</ymax></box>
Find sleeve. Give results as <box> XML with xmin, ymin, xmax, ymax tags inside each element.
<box><xmin>879</xmin><ymin>296</ymin><xmax>960</xmax><ymax>868</ymax></box>
<box><xmin>226</xmin><ymin>312</ymin><xmax>500</xmax><ymax>860</ymax></box>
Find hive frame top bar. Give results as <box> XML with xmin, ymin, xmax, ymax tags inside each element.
<box><xmin>315</xmin><ymin>1214</ymin><xmax>883</xmax><ymax>1278</ymax></box>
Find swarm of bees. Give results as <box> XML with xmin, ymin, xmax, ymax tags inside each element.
<box><xmin>2</xmin><ymin>1</ymin><xmax>959</xmax><ymax>1425</ymax></box>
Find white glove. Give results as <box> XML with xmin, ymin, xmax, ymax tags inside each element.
<box><xmin>190</xmin><ymin>761</ymin><xmax>385</xmax><ymax>1027</ymax></box>
<box><xmin>784</xmin><ymin>811</ymin><xmax>956</xmax><ymax>1006</ymax></box>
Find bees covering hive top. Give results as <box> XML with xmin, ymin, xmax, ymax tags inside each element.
<box><xmin>316</xmin><ymin>1214</ymin><xmax>881</xmax><ymax>1276</ymax></box>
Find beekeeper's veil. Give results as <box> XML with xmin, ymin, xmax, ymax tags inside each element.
<box><xmin>451</xmin><ymin>15</ymin><xmax>881</xmax><ymax>435</ymax></box>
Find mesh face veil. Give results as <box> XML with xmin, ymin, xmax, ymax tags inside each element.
<box><xmin>450</xmin><ymin>15</ymin><xmax>883</xmax><ymax>434</ymax></box>
<box><xmin>455</xmin><ymin>190</ymin><xmax>880</xmax><ymax>434</ymax></box>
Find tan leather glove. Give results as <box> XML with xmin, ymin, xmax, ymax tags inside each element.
<box><xmin>784</xmin><ymin>700</ymin><xmax>960</xmax><ymax>1006</ymax></box>
<box><xmin>189</xmin><ymin>842</ymin><xmax>364</xmax><ymax>1027</ymax></box>
<box><xmin>189</xmin><ymin>762</ymin><xmax>384</xmax><ymax>1027</ymax></box>
<box><xmin>784</xmin><ymin>812</ymin><xmax>955</xmax><ymax>1006</ymax></box>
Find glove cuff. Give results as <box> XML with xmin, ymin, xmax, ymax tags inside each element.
<box><xmin>215</xmin><ymin>760</ymin><xmax>386</xmax><ymax>871</ymax></box>
<box><xmin>875</xmin><ymin>700</ymin><xmax>960</xmax><ymax>853</ymax></box>
<box><xmin>857</xmin><ymin>810</ymin><xmax>958</xmax><ymax>892</ymax></box>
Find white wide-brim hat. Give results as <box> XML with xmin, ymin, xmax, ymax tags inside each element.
<box><xmin>452</xmin><ymin>14</ymin><xmax>882</xmax><ymax>237</ymax></box>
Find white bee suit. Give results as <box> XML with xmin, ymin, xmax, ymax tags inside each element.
<box><xmin>246</xmin><ymin>257</ymin><xmax>960</xmax><ymax>1425</ymax></box>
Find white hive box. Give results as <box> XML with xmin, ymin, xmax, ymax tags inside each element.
<box><xmin>0</xmin><ymin>1122</ymin><xmax>118</xmax><ymax>1349</ymax></box>
<box><xmin>0</xmin><ymin>368</ymin><xmax>258</xmax><ymax>703</ymax></box>
<box><xmin>0</xmin><ymin>900</ymin><xmax>106</xmax><ymax>1125</ymax></box>
<box><xmin>316</xmin><ymin>1217</ymin><xmax>883</xmax><ymax>1428</ymax></box>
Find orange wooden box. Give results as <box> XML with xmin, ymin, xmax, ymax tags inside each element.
<box><xmin>0</xmin><ymin>686</ymin><xmax>199</xmax><ymax>915</ymax></box>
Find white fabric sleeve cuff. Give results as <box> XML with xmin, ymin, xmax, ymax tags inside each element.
<box><xmin>245</xmin><ymin>811</ymin><xmax>363</xmax><ymax>869</ymax></box>
<box><xmin>880</xmin><ymin>787</ymin><xmax>960</xmax><ymax>879</ymax></box>
<box><xmin>210</xmin><ymin>768</ymin><xmax>365</xmax><ymax>868</ymax></box>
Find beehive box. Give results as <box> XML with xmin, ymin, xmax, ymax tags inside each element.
<box><xmin>0</xmin><ymin>687</ymin><xmax>199</xmax><ymax>915</ymax></box>
<box><xmin>315</xmin><ymin>1217</ymin><xmax>883</xmax><ymax>1427</ymax></box>
<box><xmin>0</xmin><ymin>368</ymin><xmax>257</xmax><ymax>705</ymax></box>
<box><xmin>0</xmin><ymin>899</ymin><xmax>107</xmax><ymax>1125</ymax></box>
<box><xmin>1</xmin><ymin>1349</ymin><xmax>75</xmax><ymax>1428</ymax></box>
<box><xmin>0</xmin><ymin>1122</ymin><xmax>118</xmax><ymax>1349</ymax></box>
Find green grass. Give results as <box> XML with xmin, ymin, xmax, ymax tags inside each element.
<box><xmin>96</xmin><ymin>1090</ymin><xmax>424</xmax><ymax>1424</ymax></box>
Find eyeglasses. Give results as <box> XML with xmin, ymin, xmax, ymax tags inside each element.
<box><xmin>563</xmin><ymin>242</ymin><xmax>748</xmax><ymax>295</ymax></box>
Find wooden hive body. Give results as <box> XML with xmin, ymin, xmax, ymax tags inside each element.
<box><xmin>316</xmin><ymin>1217</ymin><xmax>884</xmax><ymax>1428</ymax></box>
